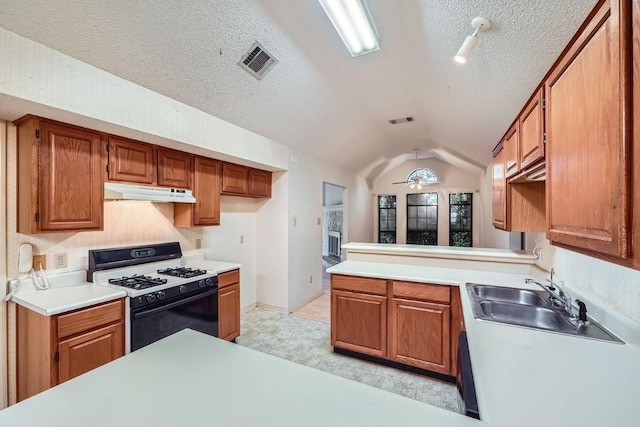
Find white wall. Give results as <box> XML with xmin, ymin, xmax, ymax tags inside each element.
<box><xmin>201</xmin><ymin>202</ymin><xmax>259</xmax><ymax>310</ymax></box>
<box><xmin>529</xmin><ymin>234</ymin><xmax>640</xmax><ymax>324</ymax></box>
<box><xmin>256</xmin><ymin>171</ymin><xmax>290</xmax><ymax>311</ymax></box>
<box><xmin>373</xmin><ymin>158</ymin><xmax>482</xmax><ymax>246</ymax></box>
<box><xmin>0</xmin><ymin>27</ymin><xmax>289</xmax><ymax>171</ymax></box>
<box><xmin>287</xmin><ymin>149</ymin><xmax>372</xmax><ymax>311</ymax></box>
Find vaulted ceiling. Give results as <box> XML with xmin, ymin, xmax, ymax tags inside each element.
<box><xmin>0</xmin><ymin>0</ymin><xmax>597</xmax><ymax>179</ymax></box>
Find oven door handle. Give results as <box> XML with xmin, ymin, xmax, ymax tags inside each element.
<box><xmin>133</xmin><ymin>288</ymin><xmax>218</xmax><ymax>320</ymax></box>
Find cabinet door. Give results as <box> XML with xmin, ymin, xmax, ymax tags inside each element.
<box><xmin>158</xmin><ymin>148</ymin><xmax>193</xmax><ymax>189</ymax></box>
<box><xmin>193</xmin><ymin>158</ymin><xmax>221</xmax><ymax>225</ymax></box>
<box><xmin>174</xmin><ymin>157</ymin><xmax>221</xmax><ymax>227</ymax></box>
<box><xmin>219</xmin><ymin>283</ymin><xmax>240</xmax><ymax>341</ymax></box>
<box><xmin>221</xmin><ymin>163</ymin><xmax>248</xmax><ymax>195</ymax></box>
<box><xmin>504</xmin><ymin>125</ymin><xmax>520</xmax><ymax>178</ymax></box>
<box><xmin>491</xmin><ymin>145</ymin><xmax>508</xmax><ymax>230</ymax></box>
<box><xmin>545</xmin><ymin>0</ymin><xmax>630</xmax><ymax>258</ymax></box>
<box><xmin>247</xmin><ymin>169</ymin><xmax>272</xmax><ymax>197</ymax></box>
<box><xmin>58</xmin><ymin>322</ymin><xmax>124</xmax><ymax>384</ymax></box>
<box><xmin>108</xmin><ymin>136</ymin><xmax>156</xmax><ymax>184</ymax></box>
<box><xmin>519</xmin><ymin>88</ymin><xmax>545</xmax><ymax>169</ymax></box>
<box><xmin>39</xmin><ymin>121</ymin><xmax>103</xmax><ymax>231</ymax></box>
<box><xmin>331</xmin><ymin>290</ymin><xmax>387</xmax><ymax>358</ymax></box>
<box><xmin>389</xmin><ymin>298</ymin><xmax>451</xmax><ymax>375</ymax></box>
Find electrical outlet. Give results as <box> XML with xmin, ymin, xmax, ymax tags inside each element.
<box><xmin>240</xmin><ymin>235</ymin><xmax>244</xmax><ymax>244</ymax></box>
<box><xmin>309</xmin><ymin>275</ymin><xmax>313</xmax><ymax>283</ymax></box>
<box><xmin>32</xmin><ymin>255</ymin><xmax>46</xmax><ymax>270</ymax></box>
<box><xmin>317</xmin><ymin>218</ymin><xmax>321</xmax><ymax>225</ymax></box>
<box><xmin>55</xmin><ymin>253</ymin><xmax>68</xmax><ymax>269</ymax></box>
<box><xmin>195</xmin><ymin>238</ymin><xmax>202</xmax><ymax>249</ymax></box>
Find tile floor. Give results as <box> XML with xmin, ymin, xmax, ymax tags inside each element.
<box><xmin>236</xmin><ymin>308</ymin><xmax>458</xmax><ymax>412</ymax></box>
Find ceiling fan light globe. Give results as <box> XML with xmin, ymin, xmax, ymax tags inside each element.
<box><xmin>409</xmin><ymin>183</ymin><xmax>415</xmax><ymax>189</ymax></box>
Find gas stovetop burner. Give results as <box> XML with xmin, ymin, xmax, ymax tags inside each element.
<box><xmin>108</xmin><ymin>274</ymin><xmax>168</xmax><ymax>290</ymax></box>
<box><xmin>157</xmin><ymin>267</ymin><xmax>207</xmax><ymax>278</ymax></box>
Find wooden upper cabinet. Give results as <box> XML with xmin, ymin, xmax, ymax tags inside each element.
<box><xmin>248</xmin><ymin>169</ymin><xmax>272</xmax><ymax>197</ymax></box>
<box><xmin>491</xmin><ymin>144</ymin><xmax>508</xmax><ymax>230</ymax></box>
<box><xmin>107</xmin><ymin>136</ymin><xmax>156</xmax><ymax>185</ymax></box>
<box><xmin>174</xmin><ymin>157</ymin><xmax>221</xmax><ymax>227</ymax></box>
<box><xmin>221</xmin><ymin>163</ymin><xmax>248</xmax><ymax>195</ymax></box>
<box><xmin>504</xmin><ymin>124</ymin><xmax>520</xmax><ymax>178</ymax></box>
<box><xmin>519</xmin><ymin>88</ymin><xmax>545</xmax><ymax>169</ymax></box>
<box><xmin>158</xmin><ymin>148</ymin><xmax>193</xmax><ymax>189</ymax></box>
<box><xmin>16</xmin><ymin>117</ymin><xmax>104</xmax><ymax>233</ymax></box>
<box><xmin>545</xmin><ymin>0</ymin><xmax>631</xmax><ymax>258</ymax></box>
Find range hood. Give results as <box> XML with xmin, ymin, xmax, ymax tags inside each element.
<box><xmin>104</xmin><ymin>182</ymin><xmax>196</xmax><ymax>203</ymax></box>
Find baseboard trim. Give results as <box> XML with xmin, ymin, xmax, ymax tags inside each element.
<box><xmin>333</xmin><ymin>347</ymin><xmax>456</xmax><ymax>384</ymax></box>
<box><xmin>255</xmin><ymin>302</ymin><xmax>289</xmax><ymax>314</ymax></box>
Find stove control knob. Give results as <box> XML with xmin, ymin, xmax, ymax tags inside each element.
<box><xmin>155</xmin><ymin>291</ymin><xmax>165</xmax><ymax>300</ymax></box>
<box><xmin>198</xmin><ymin>279</ymin><xmax>206</xmax><ymax>288</ymax></box>
<box><xmin>145</xmin><ymin>293</ymin><xmax>156</xmax><ymax>303</ymax></box>
<box><xmin>137</xmin><ymin>296</ymin><xmax>144</xmax><ymax>305</ymax></box>
<box><xmin>206</xmin><ymin>278</ymin><xmax>213</xmax><ymax>287</ymax></box>
<box><xmin>179</xmin><ymin>285</ymin><xmax>187</xmax><ymax>294</ymax></box>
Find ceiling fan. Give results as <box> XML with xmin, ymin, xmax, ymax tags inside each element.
<box><xmin>391</xmin><ymin>149</ymin><xmax>442</xmax><ymax>190</ymax></box>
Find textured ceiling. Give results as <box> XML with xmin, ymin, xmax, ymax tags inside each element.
<box><xmin>0</xmin><ymin>0</ymin><xmax>597</xmax><ymax>179</ymax></box>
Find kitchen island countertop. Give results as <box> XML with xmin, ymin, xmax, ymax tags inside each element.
<box><xmin>0</xmin><ymin>329</ymin><xmax>482</xmax><ymax>427</ymax></box>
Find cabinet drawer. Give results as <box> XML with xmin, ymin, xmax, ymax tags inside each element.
<box><xmin>392</xmin><ymin>281</ymin><xmax>450</xmax><ymax>303</ymax></box>
<box><xmin>331</xmin><ymin>275</ymin><xmax>387</xmax><ymax>296</ymax></box>
<box><xmin>218</xmin><ymin>269</ymin><xmax>240</xmax><ymax>288</ymax></box>
<box><xmin>58</xmin><ymin>299</ymin><xmax>123</xmax><ymax>339</ymax></box>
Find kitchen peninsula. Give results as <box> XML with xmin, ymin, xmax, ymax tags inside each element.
<box><xmin>0</xmin><ymin>329</ymin><xmax>480</xmax><ymax>427</ymax></box>
<box><xmin>327</xmin><ymin>242</ymin><xmax>640</xmax><ymax>426</ymax></box>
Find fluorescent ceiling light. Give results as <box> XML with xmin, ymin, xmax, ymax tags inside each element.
<box><xmin>319</xmin><ymin>0</ymin><xmax>380</xmax><ymax>57</ymax></box>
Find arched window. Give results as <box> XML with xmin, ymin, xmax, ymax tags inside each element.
<box><xmin>406</xmin><ymin>168</ymin><xmax>439</xmax><ymax>184</ymax></box>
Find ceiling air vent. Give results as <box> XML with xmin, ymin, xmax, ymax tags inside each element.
<box><xmin>388</xmin><ymin>117</ymin><xmax>415</xmax><ymax>125</ymax></box>
<box><xmin>238</xmin><ymin>41</ymin><xmax>279</xmax><ymax>80</ymax></box>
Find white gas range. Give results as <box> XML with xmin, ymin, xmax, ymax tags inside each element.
<box><xmin>88</xmin><ymin>242</ymin><xmax>219</xmax><ymax>353</ymax></box>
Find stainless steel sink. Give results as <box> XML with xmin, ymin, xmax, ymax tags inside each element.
<box><xmin>471</xmin><ymin>284</ymin><xmax>548</xmax><ymax>307</ymax></box>
<box><xmin>466</xmin><ymin>283</ymin><xmax>623</xmax><ymax>344</ymax></box>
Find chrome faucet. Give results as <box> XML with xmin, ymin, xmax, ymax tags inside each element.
<box><xmin>526</xmin><ymin>268</ymin><xmax>574</xmax><ymax>317</ymax></box>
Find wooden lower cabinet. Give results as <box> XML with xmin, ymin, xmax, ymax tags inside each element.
<box><xmin>58</xmin><ymin>323</ymin><xmax>123</xmax><ymax>383</ymax></box>
<box><xmin>218</xmin><ymin>269</ymin><xmax>241</xmax><ymax>341</ymax></box>
<box><xmin>17</xmin><ymin>299</ymin><xmax>125</xmax><ymax>401</ymax></box>
<box><xmin>331</xmin><ymin>274</ymin><xmax>463</xmax><ymax>377</ymax></box>
<box><xmin>389</xmin><ymin>298</ymin><xmax>450</xmax><ymax>374</ymax></box>
<box><xmin>331</xmin><ymin>290</ymin><xmax>387</xmax><ymax>358</ymax></box>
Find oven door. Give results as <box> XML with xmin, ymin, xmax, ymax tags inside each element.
<box><xmin>131</xmin><ymin>288</ymin><xmax>218</xmax><ymax>351</ymax></box>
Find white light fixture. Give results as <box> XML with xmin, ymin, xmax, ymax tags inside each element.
<box><xmin>319</xmin><ymin>0</ymin><xmax>380</xmax><ymax>57</ymax></box>
<box><xmin>454</xmin><ymin>17</ymin><xmax>491</xmax><ymax>64</ymax></box>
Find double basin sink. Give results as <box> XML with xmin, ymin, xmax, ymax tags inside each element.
<box><xmin>467</xmin><ymin>283</ymin><xmax>623</xmax><ymax>344</ymax></box>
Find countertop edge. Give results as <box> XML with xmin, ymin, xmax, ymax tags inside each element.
<box><xmin>12</xmin><ymin>289</ymin><xmax>127</xmax><ymax>316</ymax></box>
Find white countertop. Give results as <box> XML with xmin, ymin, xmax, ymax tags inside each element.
<box><xmin>327</xmin><ymin>260</ymin><xmax>640</xmax><ymax>427</ymax></box>
<box><xmin>0</xmin><ymin>329</ymin><xmax>482</xmax><ymax>427</ymax></box>
<box><xmin>342</xmin><ymin>242</ymin><xmax>537</xmax><ymax>264</ymax></box>
<box><xmin>9</xmin><ymin>270</ymin><xmax>126</xmax><ymax>316</ymax></box>
<box><xmin>185</xmin><ymin>260</ymin><xmax>241</xmax><ymax>274</ymax></box>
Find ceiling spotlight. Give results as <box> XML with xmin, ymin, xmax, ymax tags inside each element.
<box><xmin>454</xmin><ymin>17</ymin><xmax>491</xmax><ymax>64</ymax></box>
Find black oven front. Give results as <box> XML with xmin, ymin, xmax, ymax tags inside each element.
<box><xmin>131</xmin><ymin>285</ymin><xmax>219</xmax><ymax>352</ymax></box>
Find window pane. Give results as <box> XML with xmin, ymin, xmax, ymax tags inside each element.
<box><xmin>449</xmin><ymin>193</ymin><xmax>472</xmax><ymax>247</ymax></box>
